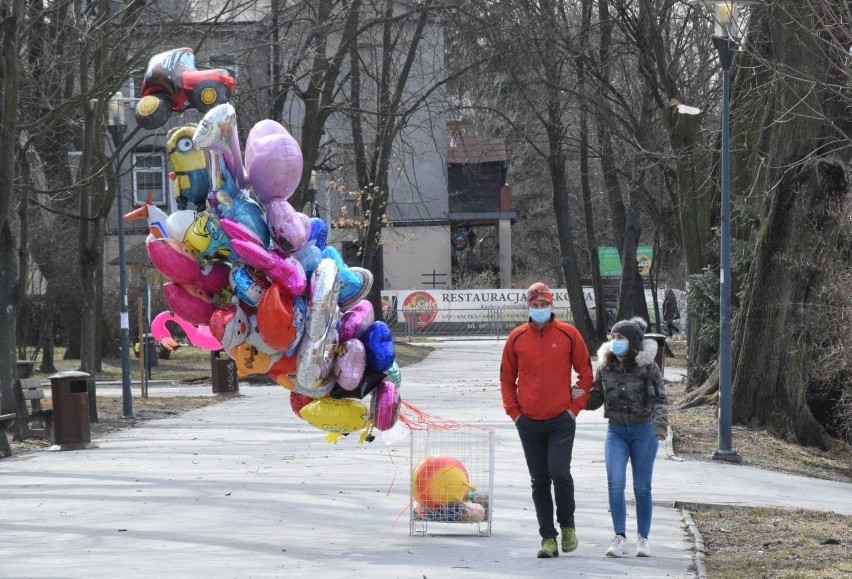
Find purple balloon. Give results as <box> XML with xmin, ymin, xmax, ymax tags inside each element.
<box><xmin>245</xmin><ymin>120</ymin><xmax>288</xmax><ymax>166</ymax></box>
<box><xmin>247</xmin><ymin>132</ymin><xmax>304</xmax><ymax>205</ymax></box>
<box><xmin>339</xmin><ymin>300</ymin><xmax>374</xmax><ymax>343</ymax></box>
<box><xmin>266</xmin><ymin>198</ymin><xmax>311</xmax><ymax>252</ymax></box>
<box><xmin>334</xmin><ymin>339</ymin><xmax>366</xmax><ymax>391</ymax></box>
<box><xmin>371</xmin><ymin>380</ymin><xmax>401</xmax><ymax>431</ymax></box>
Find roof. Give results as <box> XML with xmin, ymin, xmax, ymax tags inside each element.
<box><xmin>447</xmin><ymin>136</ymin><xmax>506</xmax><ymax>164</ymax></box>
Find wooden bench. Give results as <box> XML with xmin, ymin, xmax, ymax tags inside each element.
<box><xmin>13</xmin><ymin>378</ymin><xmax>54</xmax><ymax>443</ymax></box>
<box><xmin>0</xmin><ymin>413</ymin><xmax>16</xmax><ymax>457</ymax></box>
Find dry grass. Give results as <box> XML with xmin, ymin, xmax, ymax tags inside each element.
<box><xmin>665</xmin><ymin>341</ymin><xmax>852</xmax><ymax>577</ymax></box>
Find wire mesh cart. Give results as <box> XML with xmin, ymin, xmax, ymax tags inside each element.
<box><xmin>409</xmin><ymin>424</ymin><xmax>495</xmax><ymax>536</ymax></box>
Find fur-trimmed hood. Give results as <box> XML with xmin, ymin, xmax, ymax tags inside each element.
<box><xmin>597</xmin><ymin>337</ymin><xmax>659</xmax><ymax>367</ymax></box>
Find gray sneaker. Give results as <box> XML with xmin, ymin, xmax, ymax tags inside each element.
<box><xmin>605</xmin><ymin>535</ymin><xmax>629</xmax><ymax>557</ymax></box>
<box><xmin>636</xmin><ymin>535</ymin><xmax>651</xmax><ymax>557</ymax></box>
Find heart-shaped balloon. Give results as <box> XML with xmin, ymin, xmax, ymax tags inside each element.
<box><xmin>266</xmin><ymin>198</ymin><xmax>310</xmax><ymax>253</ymax></box>
<box><xmin>371</xmin><ymin>380</ymin><xmax>401</xmax><ymax>431</ymax></box>
<box><xmin>162</xmin><ymin>282</ymin><xmax>217</xmax><ymax>326</ymax></box>
<box><xmin>334</xmin><ymin>339</ymin><xmax>366</xmax><ymax>391</ymax></box>
<box><xmin>363</xmin><ymin>321</ymin><xmax>395</xmax><ymax>373</ymax></box>
<box><xmin>246</xmin><ymin>130</ymin><xmax>304</xmax><ymax>204</ymax></box>
<box><xmin>339</xmin><ymin>299</ymin><xmax>375</xmax><ymax>343</ymax></box>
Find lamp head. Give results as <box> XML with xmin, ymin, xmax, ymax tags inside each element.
<box><xmin>689</xmin><ymin>1</ymin><xmax>758</xmax><ymax>39</ymax></box>
<box><xmin>108</xmin><ymin>92</ymin><xmax>126</xmax><ymax>127</ymax></box>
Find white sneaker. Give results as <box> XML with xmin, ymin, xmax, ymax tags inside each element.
<box><xmin>605</xmin><ymin>535</ymin><xmax>629</xmax><ymax>557</ymax></box>
<box><xmin>636</xmin><ymin>535</ymin><xmax>651</xmax><ymax>557</ymax></box>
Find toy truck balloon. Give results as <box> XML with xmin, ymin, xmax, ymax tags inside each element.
<box><xmin>135</xmin><ymin>47</ymin><xmax>235</xmax><ymax>130</ymax></box>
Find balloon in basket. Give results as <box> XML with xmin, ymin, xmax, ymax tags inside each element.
<box><xmin>412</xmin><ymin>456</ymin><xmax>475</xmax><ymax>508</ymax></box>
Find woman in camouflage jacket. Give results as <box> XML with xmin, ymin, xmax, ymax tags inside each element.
<box><xmin>586</xmin><ymin>317</ymin><xmax>668</xmax><ymax>558</ymax></box>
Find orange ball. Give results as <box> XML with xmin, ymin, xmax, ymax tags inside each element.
<box><xmin>413</xmin><ymin>456</ymin><xmax>473</xmax><ymax>507</ymax></box>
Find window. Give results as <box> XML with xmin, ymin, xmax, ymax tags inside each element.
<box><xmin>132</xmin><ymin>151</ymin><xmax>167</xmax><ymax>206</ymax></box>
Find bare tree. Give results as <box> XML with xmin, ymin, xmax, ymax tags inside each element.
<box><xmin>0</xmin><ymin>0</ymin><xmax>23</xmax><ymax>415</ymax></box>
<box><xmin>726</xmin><ymin>1</ymin><xmax>852</xmax><ymax>447</ymax></box>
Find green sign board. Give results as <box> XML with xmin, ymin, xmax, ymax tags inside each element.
<box><xmin>598</xmin><ymin>246</ymin><xmax>654</xmax><ymax>278</ymax></box>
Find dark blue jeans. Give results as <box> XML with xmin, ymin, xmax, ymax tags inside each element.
<box><xmin>516</xmin><ymin>412</ymin><xmax>576</xmax><ymax>540</ymax></box>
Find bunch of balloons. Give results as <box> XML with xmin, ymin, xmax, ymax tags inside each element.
<box><xmin>133</xmin><ymin>103</ymin><xmax>403</xmax><ymax>443</ymax></box>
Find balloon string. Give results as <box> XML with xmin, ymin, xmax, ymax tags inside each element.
<box><xmin>385</xmin><ymin>445</ymin><xmax>397</xmax><ymax>496</ymax></box>
<box><xmin>399</xmin><ymin>401</ymin><xmax>491</xmax><ymax>431</ymax></box>
<box><xmin>391</xmin><ymin>500</ymin><xmax>414</xmax><ymax>542</ymax></box>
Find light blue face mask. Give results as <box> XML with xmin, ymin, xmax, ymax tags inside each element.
<box><xmin>529</xmin><ymin>307</ymin><xmax>552</xmax><ymax>324</ymax></box>
<box><xmin>611</xmin><ymin>339</ymin><xmax>629</xmax><ymax>357</ymax></box>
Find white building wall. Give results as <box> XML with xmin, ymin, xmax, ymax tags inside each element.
<box><xmin>382</xmin><ymin>226</ymin><xmax>451</xmax><ymax>290</ymax></box>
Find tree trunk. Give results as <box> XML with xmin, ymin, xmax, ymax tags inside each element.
<box><xmin>0</xmin><ymin>1</ymin><xmax>20</xmax><ymax>415</ymax></box>
<box><xmin>0</xmin><ymin>223</ymin><xmax>16</xmax><ymax>415</ymax></box>
<box><xmin>731</xmin><ymin>160</ymin><xmax>846</xmax><ymax>448</ymax></box>
<box><xmin>730</xmin><ymin>1</ymin><xmax>852</xmax><ymax>447</ymax></box>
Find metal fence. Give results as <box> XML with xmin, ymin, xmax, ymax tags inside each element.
<box><xmin>386</xmin><ymin>306</ymin><xmax>576</xmax><ymax>340</ymax></box>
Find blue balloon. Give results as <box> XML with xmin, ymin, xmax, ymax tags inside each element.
<box><xmin>363</xmin><ymin>321</ymin><xmax>395</xmax><ymax>373</ymax></box>
<box><xmin>309</xmin><ymin>217</ymin><xmax>328</xmax><ymax>249</ymax></box>
<box><xmin>321</xmin><ymin>246</ymin><xmax>363</xmax><ymax>305</ymax></box>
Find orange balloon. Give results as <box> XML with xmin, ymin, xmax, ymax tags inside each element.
<box><xmin>412</xmin><ymin>456</ymin><xmax>474</xmax><ymax>507</ymax></box>
<box><xmin>256</xmin><ymin>283</ymin><xmax>296</xmax><ymax>351</ymax></box>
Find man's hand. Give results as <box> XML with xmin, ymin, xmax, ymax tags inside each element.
<box><xmin>571</xmin><ymin>387</ymin><xmax>584</xmax><ymax>399</ymax></box>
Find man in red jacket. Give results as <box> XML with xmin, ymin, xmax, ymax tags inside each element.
<box><xmin>500</xmin><ymin>282</ymin><xmax>593</xmax><ymax>558</ymax></box>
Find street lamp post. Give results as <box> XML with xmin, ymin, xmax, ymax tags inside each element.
<box><xmin>107</xmin><ymin>93</ymin><xmax>133</xmax><ymax>419</ymax></box>
<box><xmin>695</xmin><ymin>1</ymin><xmax>756</xmax><ymax>463</ymax></box>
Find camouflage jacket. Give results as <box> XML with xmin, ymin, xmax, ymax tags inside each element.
<box><xmin>587</xmin><ymin>339</ymin><xmax>668</xmax><ymax>438</ymax></box>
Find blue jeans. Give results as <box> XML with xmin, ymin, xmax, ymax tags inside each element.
<box><xmin>605</xmin><ymin>421</ymin><xmax>658</xmax><ymax>538</ymax></box>
<box><xmin>516</xmin><ymin>412</ymin><xmax>576</xmax><ymax>540</ymax></box>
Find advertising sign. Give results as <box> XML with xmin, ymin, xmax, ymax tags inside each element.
<box><xmin>598</xmin><ymin>246</ymin><xmax>654</xmax><ymax>278</ymax></box>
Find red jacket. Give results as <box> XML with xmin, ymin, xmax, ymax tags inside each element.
<box><xmin>500</xmin><ymin>317</ymin><xmax>593</xmax><ymax>421</ymax></box>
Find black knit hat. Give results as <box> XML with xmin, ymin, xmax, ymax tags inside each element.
<box><xmin>610</xmin><ymin>317</ymin><xmax>648</xmax><ymax>351</ymax></box>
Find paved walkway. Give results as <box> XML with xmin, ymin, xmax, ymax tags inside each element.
<box><xmin>1</xmin><ymin>340</ymin><xmax>850</xmax><ymax>578</ymax></box>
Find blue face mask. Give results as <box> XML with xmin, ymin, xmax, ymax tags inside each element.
<box><xmin>529</xmin><ymin>307</ymin><xmax>552</xmax><ymax>324</ymax></box>
<box><xmin>611</xmin><ymin>339</ymin><xmax>629</xmax><ymax>357</ymax></box>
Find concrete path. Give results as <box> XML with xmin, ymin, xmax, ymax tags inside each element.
<box><xmin>1</xmin><ymin>340</ymin><xmax>849</xmax><ymax>578</ymax></box>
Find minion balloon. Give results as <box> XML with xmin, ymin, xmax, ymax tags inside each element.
<box><xmin>166</xmin><ymin>125</ymin><xmax>213</xmax><ymax>210</ymax></box>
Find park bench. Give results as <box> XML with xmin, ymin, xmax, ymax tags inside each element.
<box><xmin>0</xmin><ymin>413</ymin><xmax>16</xmax><ymax>457</ymax></box>
<box><xmin>13</xmin><ymin>378</ymin><xmax>54</xmax><ymax>443</ymax></box>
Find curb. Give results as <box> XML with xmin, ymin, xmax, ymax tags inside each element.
<box><xmin>680</xmin><ymin>507</ymin><xmax>708</xmax><ymax>579</ymax></box>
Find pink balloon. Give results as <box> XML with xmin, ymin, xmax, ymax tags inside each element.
<box><xmin>334</xmin><ymin>339</ymin><xmax>366</xmax><ymax>391</ymax></box>
<box><xmin>339</xmin><ymin>300</ymin><xmax>375</xmax><ymax>343</ymax></box>
<box><xmin>266</xmin><ymin>198</ymin><xmax>310</xmax><ymax>252</ymax></box>
<box><xmin>148</xmin><ymin>238</ymin><xmax>230</xmax><ymax>295</ymax></box>
<box><xmin>371</xmin><ymin>380</ymin><xmax>401</xmax><ymax>431</ymax></box>
<box><xmin>246</xmin><ymin>132</ymin><xmax>303</xmax><ymax>204</ymax></box>
<box><xmin>230</xmin><ymin>239</ymin><xmax>307</xmax><ymax>297</ymax></box>
<box><xmin>151</xmin><ymin>311</ymin><xmax>223</xmax><ymax>351</ymax></box>
<box><xmin>162</xmin><ymin>282</ymin><xmax>217</xmax><ymax>326</ymax></box>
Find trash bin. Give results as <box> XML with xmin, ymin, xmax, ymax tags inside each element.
<box><xmin>211</xmin><ymin>351</ymin><xmax>239</xmax><ymax>394</ymax></box>
<box><xmin>644</xmin><ymin>333</ymin><xmax>667</xmax><ymax>376</ymax></box>
<box><xmin>48</xmin><ymin>371</ymin><xmax>93</xmax><ymax>450</ymax></box>
<box><xmin>140</xmin><ymin>334</ymin><xmax>159</xmax><ymax>367</ymax></box>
